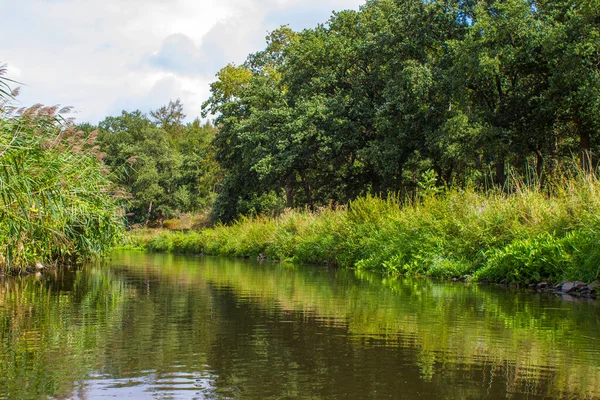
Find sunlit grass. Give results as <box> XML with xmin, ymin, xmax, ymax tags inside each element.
<box><xmin>145</xmin><ymin>170</ymin><xmax>600</xmax><ymax>284</ymax></box>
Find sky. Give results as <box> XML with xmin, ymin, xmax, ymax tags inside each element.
<box><xmin>1</xmin><ymin>0</ymin><xmax>365</xmax><ymax>123</ymax></box>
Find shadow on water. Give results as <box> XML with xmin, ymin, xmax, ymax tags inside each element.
<box><xmin>0</xmin><ymin>250</ymin><xmax>598</xmax><ymax>399</ymax></box>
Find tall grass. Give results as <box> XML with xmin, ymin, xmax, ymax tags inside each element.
<box><xmin>146</xmin><ymin>171</ymin><xmax>600</xmax><ymax>284</ymax></box>
<box><xmin>0</xmin><ymin>104</ymin><xmax>124</xmax><ymax>272</ymax></box>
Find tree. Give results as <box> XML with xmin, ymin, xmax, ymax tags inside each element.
<box><xmin>203</xmin><ymin>28</ymin><xmax>300</xmax><ymax>221</ymax></box>
<box><xmin>150</xmin><ymin>99</ymin><xmax>186</xmax><ymax>141</ymax></box>
<box><xmin>540</xmin><ymin>0</ymin><xmax>600</xmax><ymax>170</ymax></box>
<box><xmin>450</xmin><ymin>0</ymin><xmax>552</xmax><ymax>184</ymax></box>
<box><xmin>97</xmin><ymin>106</ymin><xmax>219</xmax><ymax>224</ymax></box>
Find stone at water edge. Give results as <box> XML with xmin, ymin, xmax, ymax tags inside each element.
<box><xmin>588</xmin><ymin>282</ymin><xmax>600</xmax><ymax>293</ymax></box>
<box><xmin>560</xmin><ymin>282</ymin><xmax>575</xmax><ymax>293</ymax></box>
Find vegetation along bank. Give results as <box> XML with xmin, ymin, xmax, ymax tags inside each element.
<box><xmin>0</xmin><ymin>83</ymin><xmax>124</xmax><ymax>273</ymax></box>
<box><xmin>142</xmin><ymin>171</ymin><xmax>600</xmax><ymax>293</ymax></box>
<box><xmin>137</xmin><ymin>0</ymin><xmax>600</xmax><ymax>290</ymax></box>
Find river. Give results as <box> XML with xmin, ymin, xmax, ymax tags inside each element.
<box><xmin>0</xmin><ymin>251</ymin><xmax>598</xmax><ymax>399</ymax></box>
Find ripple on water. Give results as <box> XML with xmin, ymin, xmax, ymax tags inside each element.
<box><xmin>0</xmin><ymin>251</ymin><xmax>598</xmax><ymax>400</ymax></box>
<box><xmin>71</xmin><ymin>370</ymin><xmax>217</xmax><ymax>399</ymax></box>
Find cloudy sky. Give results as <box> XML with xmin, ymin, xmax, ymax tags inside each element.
<box><xmin>1</xmin><ymin>0</ymin><xmax>364</xmax><ymax>123</ymax></box>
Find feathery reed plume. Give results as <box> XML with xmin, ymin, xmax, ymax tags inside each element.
<box><xmin>0</xmin><ymin>70</ymin><xmax>124</xmax><ymax>273</ymax></box>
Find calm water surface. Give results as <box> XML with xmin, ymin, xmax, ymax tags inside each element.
<box><xmin>0</xmin><ymin>251</ymin><xmax>599</xmax><ymax>399</ymax></box>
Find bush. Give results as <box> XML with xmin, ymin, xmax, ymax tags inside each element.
<box><xmin>474</xmin><ymin>233</ymin><xmax>571</xmax><ymax>283</ymax></box>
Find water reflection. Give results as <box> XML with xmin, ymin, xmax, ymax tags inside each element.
<box><xmin>0</xmin><ymin>251</ymin><xmax>598</xmax><ymax>399</ymax></box>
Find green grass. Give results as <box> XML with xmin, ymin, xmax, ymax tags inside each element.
<box><xmin>0</xmin><ymin>105</ymin><xmax>124</xmax><ymax>273</ymax></box>
<box><xmin>143</xmin><ymin>171</ymin><xmax>600</xmax><ymax>284</ymax></box>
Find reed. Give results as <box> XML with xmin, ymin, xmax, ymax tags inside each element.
<box><xmin>0</xmin><ymin>103</ymin><xmax>124</xmax><ymax>273</ymax></box>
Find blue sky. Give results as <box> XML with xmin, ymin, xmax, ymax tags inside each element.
<box><xmin>1</xmin><ymin>0</ymin><xmax>364</xmax><ymax>123</ymax></box>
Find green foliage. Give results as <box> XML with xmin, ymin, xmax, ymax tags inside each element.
<box><xmin>0</xmin><ymin>105</ymin><xmax>124</xmax><ymax>272</ymax></box>
<box><xmin>202</xmin><ymin>0</ymin><xmax>600</xmax><ymax>222</ymax></box>
<box><xmin>143</xmin><ymin>172</ymin><xmax>600</xmax><ymax>284</ymax></box>
<box><xmin>475</xmin><ymin>233</ymin><xmax>572</xmax><ymax>283</ymax></box>
<box><xmin>95</xmin><ymin>104</ymin><xmax>221</xmax><ymax>224</ymax></box>
<box><xmin>417</xmin><ymin>169</ymin><xmax>442</xmax><ymax>198</ymax></box>
<box><xmin>476</xmin><ymin>228</ymin><xmax>600</xmax><ymax>284</ymax></box>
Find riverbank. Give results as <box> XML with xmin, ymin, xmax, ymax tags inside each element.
<box><xmin>138</xmin><ymin>173</ymin><xmax>600</xmax><ymax>287</ymax></box>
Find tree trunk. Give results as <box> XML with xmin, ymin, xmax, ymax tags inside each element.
<box><xmin>514</xmin><ymin>153</ymin><xmax>524</xmax><ymax>176</ymax></box>
<box><xmin>495</xmin><ymin>157</ymin><xmax>506</xmax><ymax>189</ymax></box>
<box><xmin>299</xmin><ymin>170</ymin><xmax>313</xmax><ymax>210</ymax></box>
<box><xmin>548</xmin><ymin>136</ymin><xmax>558</xmax><ymax>177</ymax></box>
<box><xmin>580</xmin><ymin>129</ymin><xmax>592</xmax><ymax>173</ymax></box>
<box><xmin>145</xmin><ymin>201</ymin><xmax>153</xmax><ymax>226</ymax></box>
<box><xmin>535</xmin><ymin>149</ymin><xmax>544</xmax><ymax>181</ymax></box>
<box><xmin>395</xmin><ymin>164</ymin><xmax>404</xmax><ymax>193</ymax></box>
<box><xmin>284</xmin><ymin>179</ymin><xmax>294</xmax><ymax>208</ymax></box>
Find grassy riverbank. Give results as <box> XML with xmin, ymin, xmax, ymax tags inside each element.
<box><xmin>142</xmin><ymin>173</ymin><xmax>600</xmax><ymax>285</ymax></box>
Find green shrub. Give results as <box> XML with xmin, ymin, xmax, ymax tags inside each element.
<box><xmin>561</xmin><ymin>230</ymin><xmax>600</xmax><ymax>282</ymax></box>
<box><xmin>147</xmin><ymin>232</ymin><xmax>175</xmax><ymax>252</ymax></box>
<box><xmin>474</xmin><ymin>233</ymin><xmax>571</xmax><ymax>283</ymax></box>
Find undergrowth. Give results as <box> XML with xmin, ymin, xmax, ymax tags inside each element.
<box><xmin>143</xmin><ymin>171</ymin><xmax>600</xmax><ymax>284</ymax></box>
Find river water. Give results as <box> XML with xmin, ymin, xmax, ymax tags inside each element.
<box><xmin>0</xmin><ymin>251</ymin><xmax>598</xmax><ymax>399</ymax></box>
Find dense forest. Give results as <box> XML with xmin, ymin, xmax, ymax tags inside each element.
<box><xmin>84</xmin><ymin>100</ymin><xmax>221</xmax><ymax>226</ymax></box>
<box><xmin>200</xmin><ymin>0</ymin><xmax>599</xmax><ymax>222</ymax></box>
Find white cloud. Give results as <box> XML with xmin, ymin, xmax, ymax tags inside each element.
<box><xmin>1</xmin><ymin>0</ymin><xmax>365</xmax><ymax>123</ymax></box>
<box><xmin>5</xmin><ymin>64</ymin><xmax>22</xmax><ymax>80</ymax></box>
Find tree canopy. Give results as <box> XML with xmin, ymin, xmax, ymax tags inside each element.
<box><xmin>202</xmin><ymin>0</ymin><xmax>600</xmax><ymax>223</ymax></box>
<box><xmin>92</xmin><ymin>101</ymin><xmax>221</xmax><ymax>225</ymax></box>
